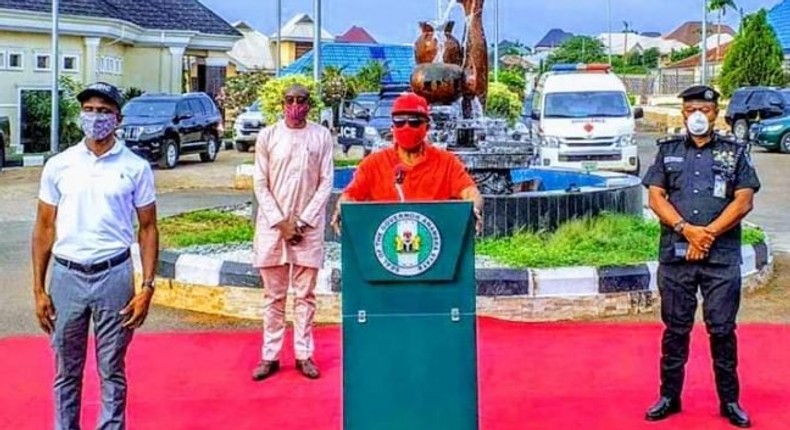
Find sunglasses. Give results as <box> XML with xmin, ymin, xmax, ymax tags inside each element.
<box><xmin>284</xmin><ymin>96</ymin><xmax>308</xmax><ymax>105</ymax></box>
<box><xmin>392</xmin><ymin>118</ymin><xmax>426</xmax><ymax>128</ymax></box>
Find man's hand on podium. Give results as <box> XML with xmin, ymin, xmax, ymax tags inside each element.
<box><xmin>473</xmin><ymin>207</ymin><xmax>483</xmax><ymax>236</ymax></box>
<box><xmin>331</xmin><ymin>209</ymin><xmax>342</xmax><ymax>237</ymax></box>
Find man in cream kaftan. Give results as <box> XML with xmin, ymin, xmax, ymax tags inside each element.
<box><xmin>252</xmin><ymin>85</ymin><xmax>334</xmax><ymax>380</ymax></box>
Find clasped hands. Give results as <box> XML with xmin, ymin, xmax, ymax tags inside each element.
<box><xmin>682</xmin><ymin>224</ymin><xmax>717</xmax><ymax>261</ymax></box>
<box><xmin>276</xmin><ymin>214</ymin><xmax>308</xmax><ymax>245</ymax></box>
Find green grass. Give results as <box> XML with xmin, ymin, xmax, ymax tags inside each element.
<box><xmin>477</xmin><ymin>213</ymin><xmax>765</xmax><ymax>269</ymax></box>
<box><xmin>241</xmin><ymin>158</ymin><xmax>360</xmax><ymax>167</ymax></box>
<box><xmin>159</xmin><ymin>210</ymin><xmax>253</xmax><ymax>249</ymax></box>
<box><xmin>160</xmin><ymin>211</ymin><xmax>766</xmax><ymax>268</ymax></box>
<box><xmin>334</xmin><ymin>158</ymin><xmax>361</xmax><ymax>168</ymax></box>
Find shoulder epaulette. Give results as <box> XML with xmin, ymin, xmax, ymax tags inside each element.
<box><xmin>656</xmin><ymin>135</ymin><xmax>684</xmax><ymax>145</ymax></box>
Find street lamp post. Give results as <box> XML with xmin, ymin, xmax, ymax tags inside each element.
<box><xmin>275</xmin><ymin>0</ymin><xmax>281</xmax><ymax>77</ymax></box>
<box><xmin>607</xmin><ymin>0</ymin><xmax>613</xmax><ymax>65</ymax></box>
<box><xmin>701</xmin><ymin>0</ymin><xmax>708</xmax><ymax>85</ymax></box>
<box><xmin>313</xmin><ymin>0</ymin><xmax>322</xmax><ymax>83</ymax></box>
<box><xmin>494</xmin><ymin>0</ymin><xmax>499</xmax><ymax>81</ymax></box>
<box><xmin>51</xmin><ymin>0</ymin><xmax>60</xmax><ymax>155</ymax></box>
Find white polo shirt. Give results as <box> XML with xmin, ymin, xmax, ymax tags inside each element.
<box><xmin>38</xmin><ymin>139</ymin><xmax>156</xmax><ymax>265</ymax></box>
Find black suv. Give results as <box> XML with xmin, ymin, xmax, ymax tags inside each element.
<box><xmin>725</xmin><ymin>87</ymin><xmax>790</xmax><ymax>140</ymax></box>
<box><xmin>120</xmin><ymin>92</ymin><xmax>222</xmax><ymax>169</ymax></box>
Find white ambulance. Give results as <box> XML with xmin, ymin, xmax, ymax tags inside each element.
<box><xmin>530</xmin><ymin>64</ymin><xmax>643</xmax><ymax>173</ymax></box>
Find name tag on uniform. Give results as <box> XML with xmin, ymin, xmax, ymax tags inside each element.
<box><xmin>664</xmin><ymin>156</ymin><xmax>684</xmax><ymax>164</ymax></box>
<box><xmin>714</xmin><ymin>175</ymin><xmax>727</xmax><ymax>198</ymax></box>
<box><xmin>674</xmin><ymin>242</ymin><xmax>688</xmax><ymax>258</ymax></box>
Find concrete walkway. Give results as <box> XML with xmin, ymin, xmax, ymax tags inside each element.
<box><xmin>0</xmin><ymin>189</ymin><xmax>252</xmax><ymax>336</ymax></box>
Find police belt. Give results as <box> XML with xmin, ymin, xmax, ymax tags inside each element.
<box><xmin>55</xmin><ymin>249</ymin><xmax>131</xmax><ymax>275</ymax></box>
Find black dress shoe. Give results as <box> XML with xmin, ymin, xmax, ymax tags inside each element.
<box><xmin>721</xmin><ymin>403</ymin><xmax>751</xmax><ymax>428</ymax></box>
<box><xmin>645</xmin><ymin>397</ymin><xmax>682</xmax><ymax>421</ymax></box>
<box><xmin>251</xmin><ymin>360</ymin><xmax>280</xmax><ymax>381</ymax></box>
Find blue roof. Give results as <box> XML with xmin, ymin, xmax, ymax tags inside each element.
<box><xmin>282</xmin><ymin>43</ymin><xmax>416</xmax><ymax>83</ymax></box>
<box><xmin>768</xmin><ymin>1</ymin><xmax>790</xmax><ymax>54</ymax></box>
<box><xmin>535</xmin><ymin>29</ymin><xmax>574</xmax><ymax>48</ymax></box>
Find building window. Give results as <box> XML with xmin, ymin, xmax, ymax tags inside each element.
<box><xmin>0</xmin><ymin>51</ymin><xmax>5</xmax><ymax>69</ymax></box>
<box><xmin>35</xmin><ymin>53</ymin><xmax>51</xmax><ymax>71</ymax></box>
<box><xmin>97</xmin><ymin>55</ymin><xmax>123</xmax><ymax>75</ymax></box>
<box><xmin>8</xmin><ymin>52</ymin><xmax>23</xmax><ymax>70</ymax></box>
<box><xmin>62</xmin><ymin>55</ymin><xmax>79</xmax><ymax>72</ymax></box>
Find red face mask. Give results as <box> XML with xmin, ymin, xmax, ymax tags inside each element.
<box><xmin>393</xmin><ymin>123</ymin><xmax>428</xmax><ymax>151</ymax></box>
<box><xmin>284</xmin><ymin>103</ymin><xmax>310</xmax><ymax>123</ymax></box>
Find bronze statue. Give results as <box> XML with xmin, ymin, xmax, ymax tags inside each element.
<box><xmin>459</xmin><ymin>0</ymin><xmax>488</xmax><ymax>112</ymax></box>
<box><xmin>410</xmin><ymin>0</ymin><xmax>488</xmax><ymax>113</ymax></box>
<box><xmin>442</xmin><ymin>21</ymin><xmax>463</xmax><ymax>66</ymax></box>
<box><xmin>414</xmin><ymin>22</ymin><xmax>438</xmax><ymax>64</ymax></box>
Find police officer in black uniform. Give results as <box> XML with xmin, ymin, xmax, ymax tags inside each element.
<box><xmin>642</xmin><ymin>85</ymin><xmax>760</xmax><ymax>428</ymax></box>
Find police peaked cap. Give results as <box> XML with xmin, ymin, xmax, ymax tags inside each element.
<box><xmin>678</xmin><ymin>85</ymin><xmax>720</xmax><ymax>103</ymax></box>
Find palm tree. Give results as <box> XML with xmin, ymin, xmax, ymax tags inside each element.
<box><xmin>709</xmin><ymin>0</ymin><xmax>738</xmax><ymax>61</ymax></box>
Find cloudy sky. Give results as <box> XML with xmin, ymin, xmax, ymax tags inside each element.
<box><xmin>201</xmin><ymin>0</ymin><xmax>781</xmax><ymax>45</ymax></box>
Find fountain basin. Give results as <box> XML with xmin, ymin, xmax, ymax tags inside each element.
<box><xmin>249</xmin><ymin>166</ymin><xmax>642</xmax><ymax>239</ymax></box>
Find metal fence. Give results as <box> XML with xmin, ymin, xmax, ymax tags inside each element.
<box><xmin>618</xmin><ymin>73</ymin><xmax>658</xmax><ymax>103</ymax></box>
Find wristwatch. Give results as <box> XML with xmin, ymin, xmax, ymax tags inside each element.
<box><xmin>295</xmin><ymin>219</ymin><xmax>308</xmax><ymax>234</ymax></box>
<box><xmin>142</xmin><ymin>279</ymin><xmax>155</xmax><ymax>291</ymax></box>
<box><xmin>673</xmin><ymin>220</ymin><xmax>687</xmax><ymax>233</ymax></box>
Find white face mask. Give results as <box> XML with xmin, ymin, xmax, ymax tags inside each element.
<box><xmin>686</xmin><ymin>111</ymin><xmax>710</xmax><ymax>136</ymax></box>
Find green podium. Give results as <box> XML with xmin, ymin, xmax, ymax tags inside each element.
<box><xmin>341</xmin><ymin>202</ymin><xmax>479</xmax><ymax>430</ymax></box>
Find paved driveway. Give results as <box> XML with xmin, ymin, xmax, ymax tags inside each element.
<box><xmin>636</xmin><ymin>133</ymin><xmax>790</xmax><ymax>253</ymax></box>
<box><xmin>0</xmin><ymin>138</ymin><xmax>787</xmax><ymax>336</ymax></box>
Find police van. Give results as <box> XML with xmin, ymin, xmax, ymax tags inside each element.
<box><xmin>530</xmin><ymin>64</ymin><xmax>643</xmax><ymax>173</ymax></box>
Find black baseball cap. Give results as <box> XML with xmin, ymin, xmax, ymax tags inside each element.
<box><xmin>77</xmin><ymin>82</ymin><xmax>124</xmax><ymax>110</ymax></box>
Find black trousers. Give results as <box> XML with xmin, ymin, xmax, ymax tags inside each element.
<box><xmin>657</xmin><ymin>262</ymin><xmax>742</xmax><ymax>403</ymax></box>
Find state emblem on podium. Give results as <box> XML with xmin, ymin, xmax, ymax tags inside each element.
<box><xmin>374</xmin><ymin>211</ymin><xmax>442</xmax><ymax>277</ymax></box>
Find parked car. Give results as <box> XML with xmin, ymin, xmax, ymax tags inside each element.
<box><xmin>338</xmin><ymin>84</ymin><xmax>408</xmax><ymax>155</ymax></box>
<box><xmin>748</xmin><ymin>111</ymin><xmax>790</xmax><ymax>153</ymax></box>
<box><xmin>119</xmin><ymin>92</ymin><xmax>221</xmax><ymax>169</ymax></box>
<box><xmin>354</xmin><ymin>92</ymin><xmax>381</xmax><ymax>112</ymax></box>
<box><xmin>725</xmin><ymin>87</ymin><xmax>790</xmax><ymax>141</ymax></box>
<box><xmin>233</xmin><ymin>100</ymin><xmax>264</xmax><ymax>152</ymax></box>
<box><xmin>0</xmin><ymin>115</ymin><xmax>9</xmax><ymax>170</ymax></box>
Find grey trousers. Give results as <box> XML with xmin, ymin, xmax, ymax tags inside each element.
<box><xmin>50</xmin><ymin>258</ymin><xmax>135</xmax><ymax>430</ymax></box>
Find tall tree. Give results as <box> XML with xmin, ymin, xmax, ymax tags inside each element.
<box><xmin>709</xmin><ymin>0</ymin><xmax>738</xmax><ymax>60</ymax></box>
<box><xmin>546</xmin><ymin>36</ymin><xmax>607</xmax><ymax>67</ymax></box>
<box><xmin>719</xmin><ymin>9</ymin><xmax>785</xmax><ymax>97</ymax></box>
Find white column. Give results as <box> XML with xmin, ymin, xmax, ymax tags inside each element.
<box><xmin>169</xmin><ymin>46</ymin><xmax>185</xmax><ymax>94</ymax></box>
<box><xmin>83</xmin><ymin>37</ymin><xmax>101</xmax><ymax>84</ymax></box>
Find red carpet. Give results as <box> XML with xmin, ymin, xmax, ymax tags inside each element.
<box><xmin>1</xmin><ymin>319</ymin><xmax>789</xmax><ymax>429</ymax></box>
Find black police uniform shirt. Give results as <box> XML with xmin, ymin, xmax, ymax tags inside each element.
<box><xmin>642</xmin><ymin>133</ymin><xmax>761</xmax><ymax>265</ymax></box>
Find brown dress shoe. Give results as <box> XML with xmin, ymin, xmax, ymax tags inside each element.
<box><xmin>295</xmin><ymin>358</ymin><xmax>321</xmax><ymax>379</ymax></box>
<box><xmin>252</xmin><ymin>360</ymin><xmax>280</xmax><ymax>381</ymax></box>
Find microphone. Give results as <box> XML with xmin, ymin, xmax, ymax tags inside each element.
<box><xmin>395</xmin><ymin>165</ymin><xmax>406</xmax><ymax>184</ymax></box>
<box><xmin>394</xmin><ymin>165</ymin><xmax>406</xmax><ymax>202</ymax></box>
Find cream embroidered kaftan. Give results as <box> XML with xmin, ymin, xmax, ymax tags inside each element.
<box><xmin>252</xmin><ymin>121</ymin><xmax>334</xmax><ymax>269</ymax></box>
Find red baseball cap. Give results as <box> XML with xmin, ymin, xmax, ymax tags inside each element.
<box><xmin>391</xmin><ymin>92</ymin><xmax>430</xmax><ymax>117</ymax></box>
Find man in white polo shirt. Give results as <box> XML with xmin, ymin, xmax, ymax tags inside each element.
<box><xmin>31</xmin><ymin>82</ymin><xmax>159</xmax><ymax>430</ymax></box>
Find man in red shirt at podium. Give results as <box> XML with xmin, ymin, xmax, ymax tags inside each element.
<box><xmin>332</xmin><ymin>92</ymin><xmax>483</xmax><ymax>233</ymax></box>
